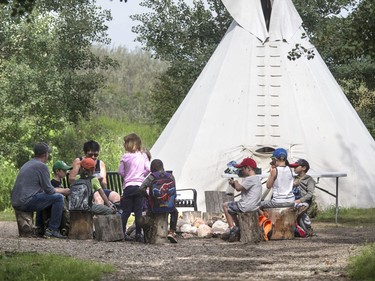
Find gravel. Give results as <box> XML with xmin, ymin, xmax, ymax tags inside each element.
<box><xmin>1</xmin><ymin>221</ymin><xmax>374</xmax><ymax>281</ymax></box>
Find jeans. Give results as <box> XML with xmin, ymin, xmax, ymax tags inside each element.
<box><xmin>121</xmin><ymin>185</ymin><xmax>143</xmax><ymax>235</ymax></box>
<box><xmin>15</xmin><ymin>192</ymin><xmax>64</xmax><ymax>231</ymax></box>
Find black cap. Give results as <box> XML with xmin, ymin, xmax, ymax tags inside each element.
<box><xmin>34</xmin><ymin>142</ymin><xmax>52</xmax><ymax>157</ymax></box>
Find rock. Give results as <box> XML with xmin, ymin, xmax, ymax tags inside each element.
<box><xmin>197</xmin><ymin>224</ymin><xmax>212</xmax><ymax>238</ymax></box>
<box><xmin>211</xmin><ymin>220</ymin><xmax>229</xmax><ymax>235</ymax></box>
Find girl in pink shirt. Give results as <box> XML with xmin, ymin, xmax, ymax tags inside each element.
<box><xmin>118</xmin><ymin>133</ymin><xmax>150</xmax><ymax>242</ymax></box>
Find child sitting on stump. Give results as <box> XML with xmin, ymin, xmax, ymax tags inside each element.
<box><xmin>223</xmin><ymin>157</ymin><xmax>262</xmax><ymax>242</ymax></box>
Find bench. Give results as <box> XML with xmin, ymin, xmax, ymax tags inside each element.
<box><xmin>63</xmin><ymin>171</ymin><xmax>198</xmax><ymax>211</ymax></box>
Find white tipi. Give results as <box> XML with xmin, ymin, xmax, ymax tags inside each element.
<box><xmin>151</xmin><ymin>0</ymin><xmax>375</xmax><ymax>211</ymax></box>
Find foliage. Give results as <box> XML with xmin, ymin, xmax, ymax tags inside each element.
<box><xmin>315</xmin><ymin>207</ymin><xmax>375</xmax><ymax>224</ymax></box>
<box><xmin>131</xmin><ymin>0</ymin><xmax>231</xmax><ymax>125</ymax></box>
<box><xmin>0</xmin><ymin>251</ymin><xmax>115</xmax><ymax>281</ymax></box>
<box><xmin>0</xmin><ymin>0</ymin><xmax>116</xmax><ymax>167</ymax></box>
<box><xmin>92</xmin><ymin>46</ymin><xmax>168</xmax><ymax>123</ymax></box>
<box><xmin>0</xmin><ymin>158</ymin><xmax>18</xmax><ymax>210</ymax></box>
<box><xmin>347</xmin><ymin>243</ymin><xmax>375</xmax><ymax>281</ymax></box>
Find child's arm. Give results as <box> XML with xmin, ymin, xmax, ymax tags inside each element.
<box><xmin>69</xmin><ymin>158</ymin><xmax>80</xmax><ymax>184</ymax></box>
<box><xmin>266</xmin><ymin>167</ymin><xmax>277</xmax><ymax>189</ymax></box>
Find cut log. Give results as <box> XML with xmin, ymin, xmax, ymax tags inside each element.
<box><xmin>93</xmin><ymin>214</ymin><xmax>124</xmax><ymax>242</ymax></box>
<box><xmin>141</xmin><ymin>213</ymin><xmax>168</xmax><ymax>244</ymax></box>
<box><xmin>264</xmin><ymin>207</ymin><xmax>296</xmax><ymax>240</ymax></box>
<box><xmin>69</xmin><ymin>211</ymin><xmax>93</xmax><ymax>240</ymax></box>
<box><xmin>205</xmin><ymin>191</ymin><xmax>228</xmax><ymax>213</ymax></box>
<box><xmin>238</xmin><ymin>211</ymin><xmax>261</xmax><ymax>243</ymax></box>
<box><xmin>15</xmin><ymin>210</ymin><xmax>34</xmax><ymax>237</ymax></box>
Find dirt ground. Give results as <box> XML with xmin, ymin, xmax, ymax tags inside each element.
<box><xmin>1</xmin><ymin>221</ymin><xmax>374</xmax><ymax>281</ymax></box>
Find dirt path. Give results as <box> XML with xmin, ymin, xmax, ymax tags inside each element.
<box><xmin>1</xmin><ymin>221</ymin><xmax>374</xmax><ymax>280</ymax></box>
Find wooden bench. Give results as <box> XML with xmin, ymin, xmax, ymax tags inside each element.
<box><xmin>63</xmin><ymin>172</ymin><xmax>198</xmax><ymax>211</ymax></box>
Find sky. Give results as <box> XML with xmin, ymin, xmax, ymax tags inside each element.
<box><xmin>96</xmin><ymin>0</ymin><xmax>147</xmax><ymax>50</ymax></box>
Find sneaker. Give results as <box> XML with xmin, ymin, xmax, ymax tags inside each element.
<box><xmin>167</xmin><ymin>232</ymin><xmax>178</xmax><ymax>244</ymax></box>
<box><xmin>124</xmin><ymin>234</ymin><xmax>134</xmax><ymax>241</ymax></box>
<box><xmin>228</xmin><ymin>226</ymin><xmax>240</xmax><ymax>242</ymax></box>
<box><xmin>44</xmin><ymin>228</ymin><xmax>67</xmax><ymax>239</ymax></box>
<box><xmin>135</xmin><ymin>233</ymin><xmax>144</xmax><ymax>243</ymax></box>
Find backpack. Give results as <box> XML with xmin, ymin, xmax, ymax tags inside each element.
<box><xmin>148</xmin><ymin>171</ymin><xmax>176</xmax><ymax>213</ymax></box>
<box><xmin>258</xmin><ymin>211</ymin><xmax>274</xmax><ymax>241</ymax></box>
<box><xmin>294</xmin><ymin>213</ymin><xmax>313</xmax><ymax>237</ymax></box>
<box><xmin>68</xmin><ymin>177</ymin><xmax>93</xmax><ymax>211</ymax></box>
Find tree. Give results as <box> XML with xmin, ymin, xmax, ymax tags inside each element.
<box><xmin>0</xmin><ymin>0</ymin><xmax>116</xmax><ymax>166</ymax></box>
<box><xmin>131</xmin><ymin>0</ymin><xmax>231</xmax><ymax>125</ymax></box>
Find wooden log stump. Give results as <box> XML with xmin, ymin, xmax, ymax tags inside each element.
<box><xmin>205</xmin><ymin>191</ymin><xmax>228</xmax><ymax>213</ymax></box>
<box><xmin>140</xmin><ymin>213</ymin><xmax>168</xmax><ymax>244</ymax></box>
<box><xmin>69</xmin><ymin>211</ymin><xmax>93</xmax><ymax>240</ymax></box>
<box><xmin>93</xmin><ymin>214</ymin><xmax>124</xmax><ymax>242</ymax></box>
<box><xmin>264</xmin><ymin>207</ymin><xmax>296</xmax><ymax>240</ymax></box>
<box><xmin>238</xmin><ymin>211</ymin><xmax>261</xmax><ymax>243</ymax></box>
<box><xmin>15</xmin><ymin>210</ymin><xmax>34</xmax><ymax>237</ymax></box>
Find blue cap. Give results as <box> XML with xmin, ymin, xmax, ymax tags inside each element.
<box><xmin>272</xmin><ymin>148</ymin><xmax>287</xmax><ymax>160</ymax></box>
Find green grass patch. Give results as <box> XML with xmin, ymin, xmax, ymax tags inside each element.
<box><xmin>0</xmin><ymin>251</ymin><xmax>115</xmax><ymax>281</ymax></box>
<box><xmin>315</xmin><ymin>207</ymin><xmax>375</xmax><ymax>224</ymax></box>
<box><xmin>0</xmin><ymin>208</ymin><xmax>15</xmax><ymax>221</ymax></box>
<box><xmin>347</xmin><ymin>243</ymin><xmax>375</xmax><ymax>281</ymax></box>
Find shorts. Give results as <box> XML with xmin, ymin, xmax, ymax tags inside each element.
<box><xmin>227</xmin><ymin>201</ymin><xmax>242</xmax><ymax>215</ymax></box>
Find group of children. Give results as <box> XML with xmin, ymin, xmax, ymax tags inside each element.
<box><xmin>46</xmin><ymin>134</ymin><xmax>178</xmax><ymax>243</ymax></box>
<box><xmin>224</xmin><ymin>148</ymin><xmax>315</xmax><ymax>242</ymax></box>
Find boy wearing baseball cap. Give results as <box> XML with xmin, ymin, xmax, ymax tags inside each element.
<box><xmin>75</xmin><ymin>158</ymin><xmax>115</xmax><ymax>215</ymax></box>
<box><xmin>223</xmin><ymin>157</ymin><xmax>262</xmax><ymax>242</ymax></box>
<box><xmin>289</xmin><ymin>159</ymin><xmax>316</xmax><ymax>215</ymax></box>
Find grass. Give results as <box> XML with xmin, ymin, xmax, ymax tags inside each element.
<box><xmin>0</xmin><ymin>208</ymin><xmax>15</xmax><ymax>221</ymax></box>
<box><xmin>0</xmin><ymin>251</ymin><xmax>115</xmax><ymax>281</ymax></box>
<box><xmin>315</xmin><ymin>207</ymin><xmax>375</xmax><ymax>224</ymax></box>
<box><xmin>347</xmin><ymin>243</ymin><xmax>375</xmax><ymax>281</ymax></box>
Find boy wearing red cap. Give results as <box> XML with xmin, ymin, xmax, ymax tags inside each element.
<box><xmin>77</xmin><ymin>158</ymin><xmax>115</xmax><ymax>215</ymax></box>
<box><xmin>223</xmin><ymin>157</ymin><xmax>262</xmax><ymax>242</ymax></box>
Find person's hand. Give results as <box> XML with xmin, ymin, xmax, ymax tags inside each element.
<box><xmin>228</xmin><ymin>178</ymin><xmax>235</xmax><ymax>187</ymax></box>
<box><xmin>109</xmin><ymin>202</ymin><xmax>117</xmax><ymax>213</ymax></box>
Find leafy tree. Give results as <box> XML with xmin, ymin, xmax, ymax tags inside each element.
<box><xmin>0</xmin><ymin>0</ymin><xmax>115</xmax><ymax>167</ymax></box>
<box><xmin>131</xmin><ymin>0</ymin><xmax>231</xmax><ymax>125</ymax></box>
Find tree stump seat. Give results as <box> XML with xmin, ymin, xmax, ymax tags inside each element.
<box><xmin>139</xmin><ymin>212</ymin><xmax>169</xmax><ymax>244</ymax></box>
<box><xmin>263</xmin><ymin>207</ymin><xmax>296</xmax><ymax>240</ymax></box>
<box><xmin>69</xmin><ymin>211</ymin><xmax>93</xmax><ymax>240</ymax></box>
<box><xmin>15</xmin><ymin>210</ymin><xmax>35</xmax><ymax>237</ymax></box>
<box><xmin>93</xmin><ymin>214</ymin><xmax>124</xmax><ymax>241</ymax></box>
<box><xmin>238</xmin><ymin>211</ymin><xmax>261</xmax><ymax>243</ymax></box>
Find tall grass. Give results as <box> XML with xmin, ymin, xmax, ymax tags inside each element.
<box><xmin>0</xmin><ymin>159</ymin><xmax>18</xmax><ymax>210</ymax></box>
<box><xmin>315</xmin><ymin>207</ymin><xmax>375</xmax><ymax>224</ymax></box>
<box><xmin>0</xmin><ymin>251</ymin><xmax>115</xmax><ymax>281</ymax></box>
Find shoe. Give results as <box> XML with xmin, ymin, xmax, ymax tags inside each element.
<box><xmin>124</xmin><ymin>234</ymin><xmax>134</xmax><ymax>241</ymax></box>
<box><xmin>44</xmin><ymin>228</ymin><xmax>67</xmax><ymax>239</ymax></box>
<box><xmin>228</xmin><ymin>226</ymin><xmax>240</xmax><ymax>242</ymax></box>
<box><xmin>167</xmin><ymin>232</ymin><xmax>178</xmax><ymax>243</ymax></box>
<box><xmin>135</xmin><ymin>233</ymin><xmax>144</xmax><ymax>243</ymax></box>
<box><xmin>34</xmin><ymin>227</ymin><xmax>45</xmax><ymax>237</ymax></box>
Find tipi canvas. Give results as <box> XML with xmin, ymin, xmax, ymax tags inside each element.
<box><xmin>151</xmin><ymin>0</ymin><xmax>375</xmax><ymax>211</ymax></box>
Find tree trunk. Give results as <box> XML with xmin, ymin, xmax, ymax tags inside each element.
<box><xmin>238</xmin><ymin>211</ymin><xmax>261</xmax><ymax>243</ymax></box>
<box><xmin>93</xmin><ymin>214</ymin><xmax>124</xmax><ymax>241</ymax></box>
<box><xmin>69</xmin><ymin>211</ymin><xmax>93</xmax><ymax>240</ymax></box>
<box><xmin>205</xmin><ymin>191</ymin><xmax>228</xmax><ymax>213</ymax></box>
<box><xmin>264</xmin><ymin>207</ymin><xmax>296</xmax><ymax>240</ymax></box>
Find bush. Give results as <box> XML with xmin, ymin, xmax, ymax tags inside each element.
<box><xmin>0</xmin><ymin>158</ymin><xmax>17</xmax><ymax>210</ymax></box>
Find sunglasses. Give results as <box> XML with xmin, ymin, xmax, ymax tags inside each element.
<box><xmin>86</xmin><ymin>152</ymin><xmax>99</xmax><ymax>157</ymax></box>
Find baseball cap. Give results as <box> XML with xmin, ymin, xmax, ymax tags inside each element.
<box><xmin>272</xmin><ymin>148</ymin><xmax>287</xmax><ymax>160</ymax></box>
<box><xmin>34</xmin><ymin>142</ymin><xmax>52</xmax><ymax>156</ymax></box>
<box><xmin>53</xmin><ymin>160</ymin><xmax>72</xmax><ymax>172</ymax></box>
<box><xmin>234</xmin><ymin>158</ymin><xmax>257</xmax><ymax>169</ymax></box>
<box><xmin>80</xmin><ymin>158</ymin><xmax>95</xmax><ymax>171</ymax></box>
<box><xmin>289</xmin><ymin>159</ymin><xmax>310</xmax><ymax>171</ymax></box>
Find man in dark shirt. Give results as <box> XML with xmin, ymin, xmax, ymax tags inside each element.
<box><xmin>11</xmin><ymin>143</ymin><xmax>70</xmax><ymax>239</ymax></box>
